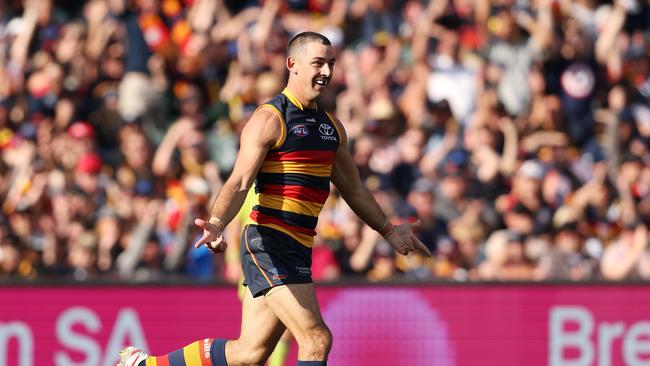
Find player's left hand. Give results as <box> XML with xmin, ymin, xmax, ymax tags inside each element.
<box><xmin>383</xmin><ymin>220</ymin><xmax>432</xmax><ymax>257</ymax></box>
<box><xmin>193</xmin><ymin>218</ymin><xmax>228</xmax><ymax>254</ymax></box>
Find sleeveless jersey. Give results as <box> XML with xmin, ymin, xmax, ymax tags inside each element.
<box><xmin>249</xmin><ymin>88</ymin><xmax>342</xmax><ymax>248</ymax></box>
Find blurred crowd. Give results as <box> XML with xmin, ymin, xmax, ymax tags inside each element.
<box><xmin>1</xmin><ymin>0</ymin><xmax>649</xmax><ymax>283</ymax></box>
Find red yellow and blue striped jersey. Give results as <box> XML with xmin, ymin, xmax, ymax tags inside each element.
<box><xmin>250</xmin><ymin>88</ymin><xmax>342</xmax><ymax>248</ymax></box>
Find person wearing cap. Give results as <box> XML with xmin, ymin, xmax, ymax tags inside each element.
<box><xmin>433</xmin><ymin>149</ymin><xmax>470</xmax><ymax>223</ymax></box>
<box><xmin>71</xmin><ymin>152</ymin><xmax>108</xmax><ymax>216</ymax></box>
<box><xmin>497</xmin><ymin>159</ymin><xmax>553</xmax><ymax>234</ymax></box>
<box><xmin>68</xmin><ymin>121</ymin><xmax>95</xmax><ymax>140</ymax></box>
<box><xmin>66</xmin><ymin>121</ymin><xmax>97</xmax><ymax>161</ymax></box>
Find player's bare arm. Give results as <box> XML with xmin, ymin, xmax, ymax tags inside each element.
<box><xmin>194</xmin><ymin>107</ymin><xmax>282</xmax><ymax>252</ymax></box>
<box><xmin>329</xmin><ymin>117</ymin><xmax>431</xmax><ymax>257</ymax></box>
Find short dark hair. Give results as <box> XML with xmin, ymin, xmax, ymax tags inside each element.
<box><xmin>287</xmin><ymin>32</ymin><xmax>331</xmax><ymax>57</ymax></box>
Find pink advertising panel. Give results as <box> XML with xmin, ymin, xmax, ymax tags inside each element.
<box><xmin>2</xmin><ymin>285</ymin><xmax>650</xmax><ymax>366</ymax></box>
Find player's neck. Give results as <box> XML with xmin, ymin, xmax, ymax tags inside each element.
<box><xmin>285</xmin><ymin>82</ymin><xmax>317</xmax><ymax>110</ymax></box>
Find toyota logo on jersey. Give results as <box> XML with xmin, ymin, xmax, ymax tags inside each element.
<box><xmin>319</xmin><ymin>123</ymin><xmax>334</xmax><ymax>136</ymax></box>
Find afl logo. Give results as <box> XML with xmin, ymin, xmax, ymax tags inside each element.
<box><xmin>319</xmin><ymin>123</ymin><xmax>334</xmax><ymax>136</ymax></box>
<box><xmin>291</xmin><ymin>124</ymin><xmax>309</xmax><ymax>137</ymax></box>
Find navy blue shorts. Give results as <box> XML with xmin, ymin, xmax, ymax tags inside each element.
<box><xmin>241</xmin><ymin>224</ymin><xmax>313</xmax><ymax>297</ymax></box>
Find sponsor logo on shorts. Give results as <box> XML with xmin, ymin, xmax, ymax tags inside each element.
<box><xmin>269</xmin><ymin>268</ymin><xmax>288</xmax><ymax>280</ymax></box>
<box><xmin>291</xmin><ymin>124</ymin><xmax>309</xmax><ymax>137</ymax></box>
<box><xmin>296</xmin><ymin>266</ymin><xmax>312</xmax><ymax>276</ymax></box>
<box><xmin>306</xmin><ymin>117</ymin><xmax>316</xmax><ymax>123</ymax></box>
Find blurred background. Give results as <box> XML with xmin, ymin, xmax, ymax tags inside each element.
<box><xmin>1</xmin><ymin>0</ymin><xmax>650</xmax><ymax>285</ymax></box>
<box><xmin>3</xmin><ymin>1</ymin><xmax>650</xmax><ymax>365</ymax></box>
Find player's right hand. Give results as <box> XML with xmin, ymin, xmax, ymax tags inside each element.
<box><xmin>194</xmin><ymin>219</ymin><xmax>228</xmax><ymax>253</ymax></box>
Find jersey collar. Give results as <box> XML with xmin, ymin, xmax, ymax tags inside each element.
<box><xmin>282</xmin><ymin>88</ymin><xmax>317</xmax><ymax>111</ymax></box>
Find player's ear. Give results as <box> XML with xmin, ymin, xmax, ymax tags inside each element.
<box><xmin>287</xmin><ymin>56</ymin><xmax>298</xmax><ymax>75</ymax></box>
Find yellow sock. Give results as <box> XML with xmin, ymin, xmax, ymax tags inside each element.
<box><xmin>267</xmin><ymin>340</ymin><xmax>290</xmax><ymax>366</ymax></box>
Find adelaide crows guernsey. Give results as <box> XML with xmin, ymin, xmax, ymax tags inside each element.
<box><xmin>250</xmin><ymin>88</ymin><xmax>341</xmax><ymax>248</ymax></box>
